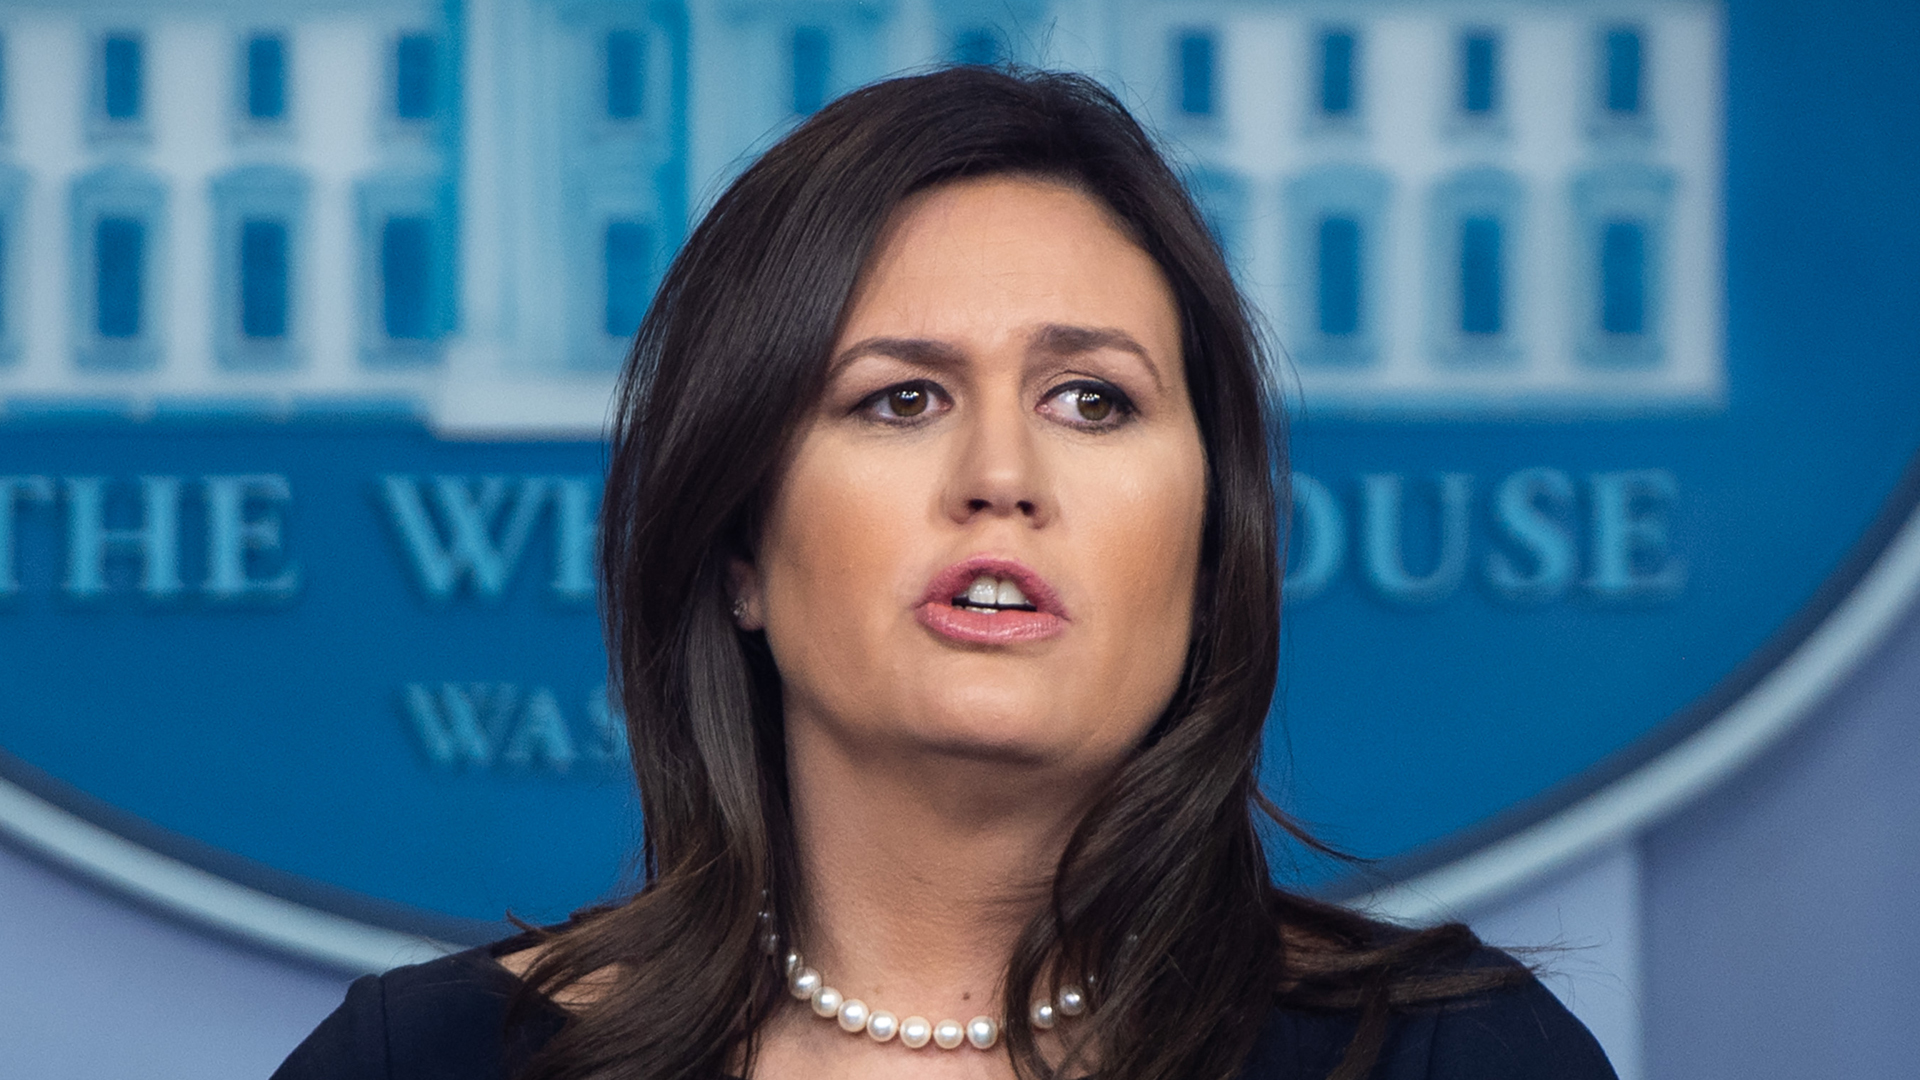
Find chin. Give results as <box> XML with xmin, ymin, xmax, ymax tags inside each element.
<box><xmin>899</xmin><ymin>691</ymin><xmax>1089</xmax><ymax>765</ymax></box>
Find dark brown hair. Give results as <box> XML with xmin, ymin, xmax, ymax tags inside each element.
<box><xmin>514</xmin><ymin>65</ymin><xmax>1517</xmax><ymax>1080</ymax></box>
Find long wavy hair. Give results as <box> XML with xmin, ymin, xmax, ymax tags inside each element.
<box><xmin>513</xmin><ymin>66</ymin><xmax>1513</xmax><ymax>1080</ymax></box>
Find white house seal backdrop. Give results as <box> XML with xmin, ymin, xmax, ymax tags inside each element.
<box><xmin>2</xmin><ymin>0</ymin><xmax>1919</xmax><ymax>992</ymax></box>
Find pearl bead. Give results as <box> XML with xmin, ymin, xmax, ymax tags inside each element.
<box><xmin>765</xmin><ymin>936</ymin><xmax>1085</xmax><ymax>1049</ymax></box>
<box><xmin>1056</xmin><ymin>985</ymin><xmax>1087</xmax><ymax>1016</ymax></box>
<box><xmin>789</xmin><ymin>967</ymin><xmax>822</xmax><ymax>1001</ymax></box>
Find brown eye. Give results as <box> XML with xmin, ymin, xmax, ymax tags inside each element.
<box><xmin>1042</xmin><ymin>381</ymin><xmax>1133</xmax><ymax>429</ymax></box>
<box><xmin>858</xmin><ymin>380</ymin><xmax>947</xmax><ymax>424</ymax></box>
<box><xmin>1074</xmin><ymin>389</ymin><xmax>1113</xmax><ymax>422</ymax></box>
<box><xmin>888</xmin><ymin>386</ymin><xmax>928</xmax><ymax>417</ymax></box>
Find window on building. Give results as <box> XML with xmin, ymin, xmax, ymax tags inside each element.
<box><xmin>604</xmin><ymin>221</ymin><xmax>649</xmax><ymax>338</ymax></box>
<box><xmin>96</xmin><ymin>217</ymin><xmax>145</xmax><ymax>338</ymax></box>
<box><xmin>1460</xmin><ymin>216</ymin><xmax>1503</xmax><ymax>335</ymax></box>
<box><xmin>606</xmin><ymin>30</ymin><xmax>644</xmax><ymax>120</ymax></box>
<box><xmin>1318</xmin><ymin>216</ymin><xmax>1361</xmax><ymax>336</ymax></box>
<box><xmin>1320</xmin><ymin>30</ymin><xmax>1355</xmax><ymax>117</ymax></box>
<box><xmin>1572</xmin><ymin>165</ymin><xmax>1669</xmax><ymax>367</ymax></box>
<box><xmin>358</xmin><ymin>174</ymin><xmax>445</xmax><ymax>362</ymax></box>
<box><xmin>1605</xmin><ymin>27</ymin><xmax>1643</xmax><ymax>115</ymax></box>
<box><xmin>1188</xmin><ymin>168</ymin><xmax>1245</xmax><ymax>274</ymax></box>
<box><xmin>0</xmin><ymin>167</ymin><xmax>27</xmax><ymax>362</ymax></box>
<box><xmin>103</xmin><ymin>34</ymin><xmax>143</xmax><ymax>121</ymax></box>
<box><xmin>954</xmin><ymin>27</ymin><xmax>1001</xmax><ymax>67</ymax></box>
<box><xmin>1601</xmin><ymin>220</ymin><xmax>1645</xmax><ymax>335</ymax></box>
<box><xmin>1460</xmin><ymin>31</ymin><xmax>1499</xmax><ymax>115</ymax></box>
<box><xmin>395</xmin><ymin>35</ymin><xmax>436</xmax><ymax>120</ymax></box>
<box><xmin>1430</xmin><ymin>168</ymin><xmax>1520</xmax><ymax>362</ymax></box>
<box><xmin>73</xmin><ymin>168</ymin><xmax>165</xmax><ymax>368</ymax></box>
<box><xmin>1177</xmin><ymin>31</ymin><xmax>1215</xmax><ymax>118</ymax></box>
<box><xmin>0</xmin><ymin>169</ymin><xmax>29</xmax><ymax>364</ymax></box>
<box><xmin>381</xmin><ymin>216</ymin><xmax>433</xmax><ymax>339</ymax></box>
<box><xmin>791</xmin><ymin>27</ymin><xmax>830</xmax><ymax>115</ymax></box>
<box><xmin>247</xmin><ymin>35</ymin><xmax>287</xmax><ymax>121</ymax></box>
<box><xmin>0</xmin><ymin>171</ymin><xmax>22</xmax><ymax>357</ymax></box>
<box><xmin>0</xmin><ymin>219</ymin><xmax>10</xmax><ymax>342</ymax></box>
<box><xmin>1291</xmin><ymin>167</ymin><xmax>1386</xmax><ymax>366</ymax></box>
<box><xmin>215</xmin><ymin>167</ymin><xmax>306</xmax><ymax>367</ymax></box>
<box><xmin>240</xmin><ymin>219</ymin><xmax>289</xmax><ymax>338</ymax></box>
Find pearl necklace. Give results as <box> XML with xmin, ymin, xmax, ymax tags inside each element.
<box><xmin>762</xmin><ymin>917</ymin><xmax>1087</xmax><ymax>1050</ymax></box>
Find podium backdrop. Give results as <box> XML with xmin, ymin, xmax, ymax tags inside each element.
<box><xmin>2</xmin><ymin>0</ymin><xmax>1917</xmax><ymax>980</ymax></box>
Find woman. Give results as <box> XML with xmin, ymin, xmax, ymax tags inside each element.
<box><xmin>276</xmin><ymin>67</ymin><xmax>1614</xmax><ymax>1080</ymax></box>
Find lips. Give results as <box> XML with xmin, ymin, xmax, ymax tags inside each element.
<box><xmin>915</xmin><ymin>556</ymin><xmax>1068</xmax><ymax>645</ymax></box>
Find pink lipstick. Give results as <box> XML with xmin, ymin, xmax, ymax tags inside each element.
<box><xmin>916</xmin><ymin>557</ymin><xmax>1068</xmax><ymax>645</ymax></box>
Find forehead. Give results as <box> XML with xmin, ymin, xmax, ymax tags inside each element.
<box><xmin>838</xmin><ymin>175</ymin><xmax>1181</xmax><ymax>355</ymax></box>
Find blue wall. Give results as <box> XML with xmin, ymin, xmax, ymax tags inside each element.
<box><xmin>1642</xmin><ymin>600</ymin><xmax>1920</xmax><ymax>1076</ymax></box>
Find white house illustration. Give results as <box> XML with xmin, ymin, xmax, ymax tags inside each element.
<box><xmin>0</xmin><ymin>0</ymin><xmax>1722</xmax><ymax>432</ymax></box>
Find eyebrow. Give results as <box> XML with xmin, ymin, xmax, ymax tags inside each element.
<box><xmin>1028</xmin><ymin>323</ymin><xmax>1164</xmax><ymax>391</ymax></box>
<box><xmin>831</xmin><ymin>324</ymin><xmax>1166</xmax><ymax>390</ymax></box>
<box><xmin>827</xmin><ymin>336</ymin><xmax>966</xmax><ymax>379</ymax></box>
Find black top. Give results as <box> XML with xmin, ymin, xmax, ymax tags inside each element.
<box><xmin>273</xmin><ymin>942</ymin><xmax>1616</xmax><ymax>1080</ymax></box>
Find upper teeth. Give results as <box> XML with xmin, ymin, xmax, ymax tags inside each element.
<box><xmin>964</xmin><ymin>575</ymin><xmax>1031</xmax><ymax>608</ymax></box>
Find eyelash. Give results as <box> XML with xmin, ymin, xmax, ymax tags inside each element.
<box><xmin>854</xmin><ymin>379</ymin><xmax>1137</xmax><ymax>430</ymax></box>
<box><xmin>1040</xmin><ymin>379</ymin><xmax>1137</xmax><ymax>430</ymax></box>
<box><xmin>857</xmin><ymin>381</ymin><xmax>950</xmax><ymax>424</ymax></box>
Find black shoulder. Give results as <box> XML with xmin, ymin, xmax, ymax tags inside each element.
<box><xmin>1418</xmin><ymin>965</ymin><xmax>1615</xmax><ymax>1079</ymax></box>
<box><xmin>1382</xmin><ymin>949</ymin><xmax>1618</xmax><ymax>1080</ymax></box>
<box><xmin>271</xmin><ymin>946</ymin><xmax>565</xmax><ymax>1080</ymax></box>
<box><xmin>1240</xmin><ymin>949</ymin><xmax>1616</xmax><ymax>1080</ymax></box>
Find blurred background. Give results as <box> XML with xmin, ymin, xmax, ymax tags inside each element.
<box><xmin>1</xmin><ymin>0</ymin><xmax>1916</xmax><ymax>1076</ymax></box>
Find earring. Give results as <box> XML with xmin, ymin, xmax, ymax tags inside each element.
<box><xmin>731</xmin><ymin>598</ymin><xmax>748</xmax><ymax>621</ymax></box>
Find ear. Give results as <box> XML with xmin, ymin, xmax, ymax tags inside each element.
<box><xmin>728</xmin><ymin>556</ymin><xmax>766</xmax><ymax>631</ymax></box>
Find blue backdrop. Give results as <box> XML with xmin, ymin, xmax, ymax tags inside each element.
<box><xmin>2</xmin><ymin>0</ymin><xmax>1916</xmax><ymax>938</ymax></box>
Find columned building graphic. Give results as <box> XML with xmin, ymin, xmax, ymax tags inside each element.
<box><xmin>0</xmin><ymin>0</ymin><xmax>1721</xmax><ymax>430</ymax></box>
<box><xmin>1122</xmin><ymin>2</ymin><xmax>1723</xmax><ymax>414</ymax></box>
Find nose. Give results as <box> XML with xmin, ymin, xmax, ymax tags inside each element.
<box><xmin>942</xmin><ymin>388</ymin><xmax>1053</xmax><ymax>528</ymax></box>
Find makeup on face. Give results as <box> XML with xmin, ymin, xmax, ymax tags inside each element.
<box><xmin>747</xmin><ymin>175</ymin><xmax>1206</xmax><ymax>768</ymax></box>
<box><xmin>916</xmin><ymin>556</ymin><xmax>1068</xmax><ymax>646</ymax></box>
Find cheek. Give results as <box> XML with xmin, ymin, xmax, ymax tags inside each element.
<box><xmin>755</xmin><ymin>439</ymin><xmax>926</xmax><ymax>678</ymax></box>
<box><xmin>1070</xmin><ymin>449</ymin><xmax>1208</xmax><ymax>691</ymax></box>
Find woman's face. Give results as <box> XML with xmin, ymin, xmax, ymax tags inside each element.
<box><xmin>740</xmin><ymin>175</ymin><xmax>1207</xmax><ymax>779</ymax></box>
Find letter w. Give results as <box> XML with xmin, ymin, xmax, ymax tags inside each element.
<box><xmin>403</xmin><ymin>683</ymin><xmax>517</xmax><ymax>768</ymax></box>
<box><xmin>381</xmin><ymin>476</ymin><xmax>550</xmax><ymax>600</ymax></box>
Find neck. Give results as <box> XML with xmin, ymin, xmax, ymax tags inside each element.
<box><xmin>781</xmin><ymin>713</ymin><xmax>1103</xmax><ymax>1025</ymax></box>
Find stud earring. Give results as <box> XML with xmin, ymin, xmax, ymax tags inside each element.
<box><xmin>731</xmin><ymin>598</ymin><xmax>749</xmax><ymax>622</ymax></box>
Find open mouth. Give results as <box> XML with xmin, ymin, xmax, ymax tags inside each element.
<box><xmin>951</xmin><ymin>574</ymin><xmax>1039</xmax><ymax>613</ymax></box>
<box><xmin>916</xmin><ymin>558</ymin><xmax>1067</xmax><ymax>645</ymax></box>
